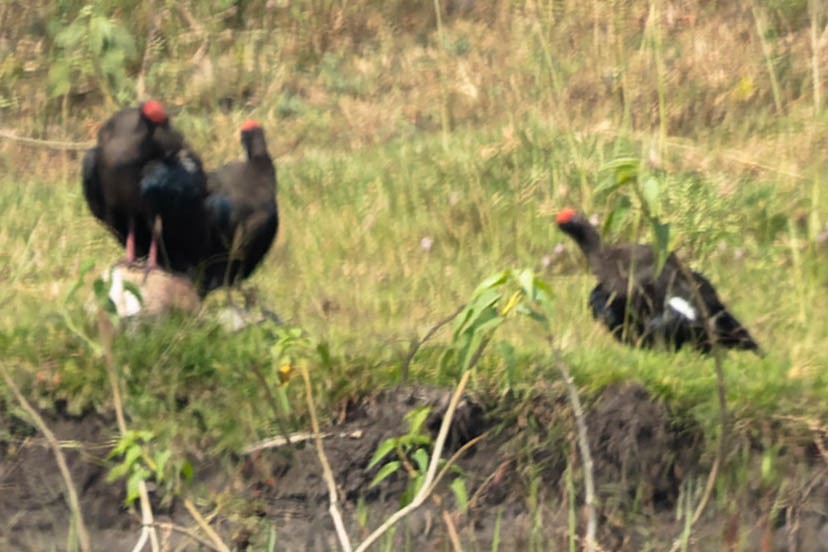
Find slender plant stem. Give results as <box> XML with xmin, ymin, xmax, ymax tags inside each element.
<box><xmin>667</xmin><ymin>262</ymin><xmax>730</xmax><ymax>551</ymax></box>
<box><xmin>300</xmin><ymin>362</ymin><xmax>353</xmax><ymax>552</ymax></box>
<box><xmin>0</xmin><ymin>129</ymin><xmax>94</xmax><ymax>150</ymax></box>
<box><xmin>750</xmin><ymin>0</ymin><xmax>784</xmax><ymax>114</ymax></box>
<box><xmin>649</xmin><ymin>0</ymin><xmax>667</xmax><ymax>151</ymax></box>
<box><xmin>425</xmin><ymin>432</ymin><xmax>488</xmax><ymax>497</ymax></box>
<box><xmin>249</xmin><ymin>362</ymin><xmax>293</xmax><ymax>446</ymax></box>
<box><xmin>183</xmin><ymin>498</ymin><xmax>230</xmax><ymax>552</ymax></box>
<box><xmin>551</xmin><ymin>348</ymin><xmax>596</xmax><ymax>552</ymax></box>
<box><xmin>98</xmin><ymin>312</ymin><xmax>160</xmax><ymax>552</ymax></box>
<box><xmin>152</xmin><ymin>521</ymin><xmax>223</xmax><ymax>552</ymax></box>
<box><xmin>401</xmin><ymin>303</ymin><xmax>466</xmax><ymax>382</ymax></box>
<box><xmin>809</xmin><ymin>0</ymin><xmax>823</xmax><ymax>114</ymax></box>
<box><xmin>442</xmin><ymin>509</ymin><xmax>464</xmax><ymax>552</ymax></box>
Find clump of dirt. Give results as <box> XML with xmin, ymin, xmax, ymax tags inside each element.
<box><xmin>1</xmin><ymin>383</ymin><xmax>827</xmax><ymax>551</ymax></box>
<box><xmin>586</xmin><ymin>382</ymin><xmax>700</xmax><ymax>512</ymax></box>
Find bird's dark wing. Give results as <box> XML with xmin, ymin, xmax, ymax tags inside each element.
<box><xmin>140</xmin><ymin>150</ymin><xmax>206</xmax><ymax>210</ymax></box>
<box><xmin>81</xmin><ymin>147</ymin><xmax>107</xmax><ymax>222</ymax></box>
<box><xmin>137</xmin><ymin>150</ymin><xmax>208</xmax><ymax>273</ymax></box>
<box><xmin>239</xmin><ymin>207</ymin><xmax>278</xmax><ymax>280</ymax></box>
<box><xmin>589</xmin><ymin>283</ymin><xmax>626</xmax><ymax>334</ymax></box>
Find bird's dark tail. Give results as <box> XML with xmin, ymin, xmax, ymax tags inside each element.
<box><xmin>713</xmin><ymin>310</ymin><xmax>763</xmax><ymax>356</ymax></box>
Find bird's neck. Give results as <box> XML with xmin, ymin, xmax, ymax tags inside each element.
<box><xmin>245</xmin><ymin>138</ymin><xmax>271</xmax><ymax>163</ymax></box>
<box><xmin>573</xmin><ymin>224</ymin><xmax>603</xmax><ymax>258</ymax></box>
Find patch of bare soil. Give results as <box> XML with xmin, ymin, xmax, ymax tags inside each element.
<box><xmin>1</xmin><ymin>384</ymin><xmax>827</xmax><ymax>551</ymax></box>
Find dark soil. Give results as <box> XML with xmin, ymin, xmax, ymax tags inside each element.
<box><xmin>1</xmin><ymin>383</ymin><xmax>827</xmax><ymax>551</ymax></box>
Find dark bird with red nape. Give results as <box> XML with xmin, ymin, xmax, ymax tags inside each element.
<box><xmin>82</xmin><ymin>100</ymin><xmax>209</xmax><ymax>273</ymax></box>
<box><xmin>199</xmin><ymin>120</ymin><xmax>278</xmax><ymax>296</ymax></box>
<box><xmin>555</xmin><ymin>207</ymin><xmax>762</xmax><ymax>354</ymax></box>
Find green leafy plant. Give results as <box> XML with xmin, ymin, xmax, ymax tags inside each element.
<box><xmin>597</xmin><ymin>156</ymin><xmax>672</xmax><ymax>275</ymax></box>
<box><xmin>367</xmin><ymin>405</ymin><xmax>433</xmax><ymax>505</ymax></box>
<box><xmin>60</xmin><ymin>260</ymin><xmax>142</xmax><ymax>355</ymax></box>
<box><xmin>48</xmin><ymin>3</ymin><xmax>137</xmax><ymax>105</ymax></box>
<box><xmin>368</xmin><ymin>268</ymin><xmax>554</xmax><ymax>508</ymax></box>
<box><xmin>440</xmin><ymin>268</ymin><xmax>553</xmax><ymax>379</ymax></box>
<box><xmin>106</xmin><ymin>429</ymin><xmax>191</xmax><ymax>505</ymax></box>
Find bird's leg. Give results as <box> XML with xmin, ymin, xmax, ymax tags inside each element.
<box><xmin>147</xmin><ymin>215</ymin><xmax>162</xmax><ymax>271</ymax></box>
<box><xmin>125</xmin><ymin>219</ymin><xmax>136</xmax><ymax>263</ymax></box>
<box><xmin>224</xmin><ymin>226</ymin><xmax>245</xmax><ymax>309</ymax></box>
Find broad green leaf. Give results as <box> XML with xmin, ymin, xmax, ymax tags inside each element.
<box><xmin>596</xmin><ymin>157</ymin><xmax>640</xmax><ymax>194</ymax></box>
<box><xmin>516</xmin><ymin>269</ymin><xmax>535</xmax><ymax>299</ymax></box>
<box><xmin>121</xmin><ymin>280</ymin><xmax>143</xmax><ymax>306</ymax></box>
<box><xmin>412</xmin><ymin>447</ymin><xmax>429</xmax><ymax>474</ymax></box>
<box><xmin>400</xmin><ymin>434</ymin><xmax>432</xmax><ymax>448</ymax></box>
<box><xmin>370</xmin><ymin>460</ymin><xmax>401</xmax><ymax>487</ymax></box>
<box><xmin>125</xmin><ymin>467</ymin><xmax>149</xmax><ymax>505</ymax></box>
<box><xmin>276</xmin><ymin>386</ymin><xmax>292</xmax><ymax>414</ymax></box>
<box><xmin>603</xmin><ymin>204</ymin><xmax>631</xmax><ymax>235</ymax></box>
<box><xmin>641</xmin><ymin>177</ymin><xmax>660</xmax><ymax>215</ymax></box>
<box><xmin>154</xmin><ymin>449</ymin><xmax>172</xmax><ymax>481</ymax></box>
<box><xmin>450</xmin><ymin>477</ymin><xmax>469</xmax><ymax>514</ymax></box>
<box><xmin>88</xmin><ymin>15</ymin><xmax>107</xmax><ymax>57</ymax></box>
<box><xmin>454</xmin><ymin>288</ymin><xmax>501</xmax><ymax>336</ymax></box>
<box><xmin>180</xmin><ymin>461</ymin><xmax>194</xmax><ymax>481</ymax></box>
<box><xmin>106</xmin><ymin>460</ymin><xmax>131</xmax><ymax>481</ymax></box>
<box><xmin>367</xmin><ymin>438</ymin><xmax>397</xmax><ymax>470</ymax></box>
<box><xmin>123</xmin><ymin>444</ymin><xmax>142</xmax><ymax>468</ymax></box>
<box><xmin>100</xmin><ymin>49</ymin><xmax>127</xmax><ymax>79</ymax></box>
<box><xmin>405</xmin><ymin>406</ymin><xmax>432</xmax><ymax>435</ymax></box>
<box><xmin>410</xmin><ymin>473</ymin><xmax>425</xmax><ymax>496</ymax></box>
<box><xmin>474</xmin><ymin>270</ymin><xmax>511</xmax><ymax>294</ymax></box>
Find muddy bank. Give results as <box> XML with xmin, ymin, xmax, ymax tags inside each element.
<box><xmin>1</xmin><ymin>383</ymin><xmax>827</xmax><ymax>550</ymax></box>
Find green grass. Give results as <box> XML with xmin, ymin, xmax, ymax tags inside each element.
<box><xmin>3</xmin><ymin>117</ymin><xmax>825</xmax><ymax>425</ymax></box>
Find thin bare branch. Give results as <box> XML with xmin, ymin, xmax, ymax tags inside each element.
<box><xmin>183</xmin><ymin>499</ymin><xmax>230</xmax><ymax>552</ymax></box>
<box><xmin>551</xmin><ymin>349</ymin><xmax>596</xmax><ymax>552</ymax></box>
<box><xmin>442</xmin><ymin>510</ymin><xmax>464</xmax><ymax>552</ymax></box>
<box><xmin>0</xmin><ymin>129</ymin><xmax>94</xmax><ymax>150</ymax></box>
<box><xmin>426</xmin><ymin>432</ymin><xmax>489</xmax><ymax>497</ymax></box>
<box><xmin>0</xmin><ymin>364</ymin><xmax>92</xmax><ymax>552</ymax></box>
<box><xmin>153</xmin><ymin>521</ymin><xmax>223</xmax><ymax>552</ymax></box>
<box><xmin>98</xmin><ymin>312</ymin><xmax>159</xmax><ymax>552</ymax></box>
<box><xmin>401</xmin><ymin>303</ymin><xmax>466</xmax><ymax>381</ymax></box>
<box><xmin>667</xmin><ymin>262</ymin><xmax>730</xmax><ymax>552</ymax></box>
<box><xmin>242</xmin><ymin>430</ymin><xmax>363</xmax><ymax>455</ymax></box>
<box><xmin>300</xmin><ymin>363</ymin><xmax>353</xmax><ymax>552</ymax></box>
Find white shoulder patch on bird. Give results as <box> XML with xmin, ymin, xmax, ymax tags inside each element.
<box><xmin>667</xmin><ymin>296</ymin><xmax>696</xmax><ymax>321</ymax></box>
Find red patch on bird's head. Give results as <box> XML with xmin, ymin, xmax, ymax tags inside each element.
<box><xmin>241</xmin><ymin>120</ymin><xmax>261</xmax><ymax>132</ymax></box>
<box><xmin>555</xmin><ymin>207</ymin><xmax>577</xmax><ymax>225</ymax></box>
<box><xmin>140</xmin><ymin>100</ymin><xmax>168</xmax><ymax>124</ymax></box>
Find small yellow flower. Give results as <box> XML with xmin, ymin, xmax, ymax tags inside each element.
<box><xmin>278</xmin><ymin>363</ymin><xmax>293</xmax><ymax>386</ymax></box>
